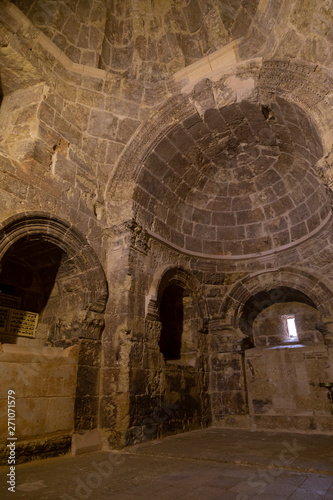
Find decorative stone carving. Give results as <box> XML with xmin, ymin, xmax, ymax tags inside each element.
<box><xmin>125</xmin><ymin>218</ymin><xmax>149</xmax><ymax>255</ymax></box>
<box><xmin>145</xmin><ymin>297</ymin><xmax>159</xmax><ymax>322</ymax></box>
<box><xmin>144</xmin><ymin>319</ymin><xmax>162</xmax><ymax>344</ymax></box>
<box><xmin>317</xmin><ymin>151</ymin><xmax>333</xmax><ymax>206</ymax></box>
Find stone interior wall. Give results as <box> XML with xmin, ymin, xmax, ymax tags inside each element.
<box><xmin>0</xmin><ymin>0</ymin><xmax>332</xmax><ymax>461</ymax></box>
<box><xmin>0</xmin><ymin>343</ymin><xmax>79</xmax><ymax>464</ymax></box>
<box><xmin>11</xmin><ymin>0</ymin><xmax>106</xmax><ymax>68</ymax></box>
<box><xmin>0</xmin><ymin>214</ymin><xmax>107</xmax><ymax>456</ymax></box>
<box><xmin>126</xmin><ymin>319</ymin><xmax>211</xmax><ymax>445</ymax></box>
<box><xmin>245</xmin><ymin>343</ymin><xmax>333</xmax><ymax>433</ymax></box>
<box><xmin>103</xmin><ymin>244</ymin><xmax>212</xmax><ymax>447</ymax></box>
<box><xmin>210</xmin><ymin>351</ymin><xmax>248</xmax><ymax>428</ymax></box>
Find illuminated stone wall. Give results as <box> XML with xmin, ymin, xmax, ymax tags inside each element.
<box><xmin>245</xmin><ymin>344</ymin><xmax>333</xmax><ymax>433</ymax></box>
<box><xmin>0</xmin><ymin>0</ymin><xmax>332</xmax><ymax>460</ymax></box>
<box><xmin>0</xmin><ymin>344</ymin><xmax>79</xmax><ymax>463</ymax></box>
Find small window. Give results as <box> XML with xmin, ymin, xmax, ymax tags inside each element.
<box><xmin>286</xmin><ymin>316</ymin><xmax>298</xmax><ymax>340</ymax></box>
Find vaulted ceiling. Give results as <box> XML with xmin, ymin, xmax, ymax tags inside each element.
<box><xmin>134</xmin><ymin>96</ymin><xmax>329</xmax><ymax>256</ymax></box>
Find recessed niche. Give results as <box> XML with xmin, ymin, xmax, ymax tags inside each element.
<box><xmin>252</xmin><ymin>302</ymin><xmax>321</xmax><ymax>347</ymax></box>
<box><xmin>159</xmin><ymin>284</ymin><xmax>183</xmax><ymax>360</ymax></box>
<box><xmin>0</xmin><ymin>236</ymin><xmax>76</xmax><ymax>345</ymax></box>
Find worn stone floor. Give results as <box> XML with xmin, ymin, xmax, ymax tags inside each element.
<box><xmin>1</xmin><ymin>427</ymin><xmax>333</xmax><ymax>499</ymax></box>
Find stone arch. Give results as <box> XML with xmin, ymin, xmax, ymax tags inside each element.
<box><xmin>105</xmin><ymin>58</ymin><xmax>332</xmax><ymax>262</ymax></box>
<box><xmin>146</xmin><ymin>266</ymin><xmax>207</xmax><ymax>325</ymax></box>
<box><xmin>0</xmin><ymin>212</ymin><xmax>108</xmax><ymax>316</ymax></box>
<box><xmin>258</xmin><ymin>59</ymin><xmax>333</xmax><ymax>153</ymax></box>
<box><xmin>0</xmin><ymin>212</ymin><xmax>108</xmax><ymax>432</ymax></box>
<box><xmin>146</xmin><ymin>266</ymin><xmax>208</xmax><ymax>363</ymax></box>
<box><xmin>105</xmin><ymin>93</ymin><xmax>194</xmax><ymax>205</ymax></box>
<box><xmin>221</xmin><ymin>268</ymin><xmax>333</xmax><ymax>331</ymax></box>
<box><xmin>105</xmin><ymin>57</ymin><xmax>333</xmax><ymax>204</ymax></box>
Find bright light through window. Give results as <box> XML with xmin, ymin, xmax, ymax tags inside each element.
<box><xmin>287</xmin><ymin>317</ymin><xmax>298</xmax><ymax>339</ymax></box>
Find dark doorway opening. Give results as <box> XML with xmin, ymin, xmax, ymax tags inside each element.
<box><xmin>0</xmin><ymin>237</ymin><xmax>64</xmax><ymax>313</ymax></box>
<box><xmin>0</xmin><ymin>237</ymin><xmax>65</xmax><ymax>343</ymax></box>
<box><xmin>159</xmin><ymin>284</ymin><xmax>184</xmax><ymax>360</ymax></box>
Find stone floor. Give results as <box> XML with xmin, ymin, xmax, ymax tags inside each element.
<box><xmin>1</xmin><ymin>427</ymin><xmax>333</xmax><ymax>499</ymax></box>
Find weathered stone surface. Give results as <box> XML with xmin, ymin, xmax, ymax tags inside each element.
<box><xmin>0</xmin><ymin>435</ymin><xmax>71</xmax><ymax>465</ymax></box>
<box><xmin>0</xmin><ymin>0</ymin><xmax>333</xmax><ymax>462</ymax></box>
<box><xmin>245</xmin><ymin>343</ymin><xmax>333</xmax><ymax>431</ymax></box>
<box><xmin>0</xmin><ymin>345</ymin><xmax>78</xmax><ymax>445</ymax></box>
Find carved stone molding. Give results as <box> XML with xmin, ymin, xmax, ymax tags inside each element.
<box><xmin>125</xmin><ymin>218</ymin><xmax>149</xmax><ymax>255</ymax></box>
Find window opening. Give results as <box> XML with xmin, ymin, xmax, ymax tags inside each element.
<box><xmin>286</xmin><ymin>316</ymin><xmax>298</xmax><ymax>340</ymax></box>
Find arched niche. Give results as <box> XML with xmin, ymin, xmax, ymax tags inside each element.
<box><xmin>146</xmin><ymin>267</ymin><xmax>207</xmax><ymax>365</ymax></box>
<box><xmin>240</xmin><ymin>289</ymin><xmax>321</xmax><ymax>347</ymax></box>
<box><xmin>138</xmin><ymin>266</ymin><xmax>211</xmax><ymax>440</ymax></box>
<box><xmin>104</xmin><ymin>59</ymin><xmax>333</xmax><ymax>265</ymax></box>
<box><xmin>105</xmin><ymin>58</ymin><xmax>333</xmax><ymax>207</ymax></box>
<box><xmin>255</xmin><ymin>301</ymin><xmax>322</xmax><ymax>346</ymax></box>
<box><xmin>0</xmin><ymin>213</ymin><xmax>108</xmax><ymax>345</ymax></box>
<box><xmin>221</xmin><ymin>268</ymin><xmax>333</xmax><ymax>349</ymax></box>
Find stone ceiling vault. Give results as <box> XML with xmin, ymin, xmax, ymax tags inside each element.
<box><xmin>133</xmin><ymin>96</ymin><xmax>329</xmax><ymax>257</ymax></box>
<box><xmin>0</xmin><ymin>0</ymin><xmax>332</xmax><ymax>264</ymax></box>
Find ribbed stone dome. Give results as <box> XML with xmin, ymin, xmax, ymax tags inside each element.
<box><xmin>134</xmin><ymin>97</ymin><xmax>329</xmax><ymax>256</ymax></box>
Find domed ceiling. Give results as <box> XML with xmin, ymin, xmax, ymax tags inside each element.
<box><xmin>134</xmin><ymin>96</ymin><xmax>330</xmax><ymax>257</ymax></box>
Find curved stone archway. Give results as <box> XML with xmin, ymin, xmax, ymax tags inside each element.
<box><xmin>146</xmin><ymin>265</ymin><xmax>208</xmax><ymax>325</ymax></box>
<box><xmin>128</xmin><ymin>265</ymin><xmax>211</xmax><ymax>443</ymax></box>
<box><xmin>105</xmin><ymin>58</ymin><xmax>333</xmax><ymax>202</ymax></box>
<box><xmin>105</xmin><ymin>58</ymin><xmax>333</xmax><ymax>264</ymax></box>
<box><xmin>0</xmin><ymin>212</ymin><xmax>109</xmax><ymax>434</ymax></box>
<box><xmin>221</xmin><ymin>267</ymin><xmax>333</xmax><ymax>329</ymax></box>
<box><xmin>0</xmin><ymin>212</ymin><xmax>108</xmax><ymax>315</ymax></box>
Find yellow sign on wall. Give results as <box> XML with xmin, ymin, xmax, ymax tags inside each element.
<box><xmin>0</xmin><ymin>307</ymin><xmax>38</xmax><ymax>338</ymax></box>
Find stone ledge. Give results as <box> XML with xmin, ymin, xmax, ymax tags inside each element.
<box><xmin>174</xmin><ymin>39</ymin><xmax>243</xmax><ymax>88</ymax></box>
<box><xmin>0</xmin><ymin>433</ymin><xmax>71</xmax><ymax>465</ymax></box>
<box><xmin>145</xmin><ymin>210</ymin><xmax>332</xmax><ymax>262</ymax></box>
<box><xmin>0</xmin><ymin>343</ymin><xmax>79</xmax><ymax>363</ymax></box>
<box><xmin>245</xmin><ymin>343</ymin><xmax>329</xmax><ymax>358</ymax></box>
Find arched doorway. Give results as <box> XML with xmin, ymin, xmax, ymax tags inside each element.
<box><xmin>0</xmin><ymin>213</ymin><xmax>108</xmax><ymax>461</ymax></box>
<box><xmin>126</xmin><ymin>267</ymin><xmax>210</xmax><ymax>444</ymax></box>
<box><xmin>159</xmin><ymin>283</ymin><xmax>184</xmax><ymax>360</ymax></box>
<box><xmin>221</xmin><ymin>270</ymin><xmax>333</xmax><ymax>433</ymax></box>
